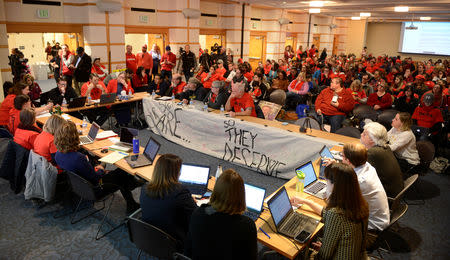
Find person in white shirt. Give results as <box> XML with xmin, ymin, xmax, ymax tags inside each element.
<box><xmin>387</xmin><ymin>112</ymin><xmax>420</xmax><ymax>173</ymax></box>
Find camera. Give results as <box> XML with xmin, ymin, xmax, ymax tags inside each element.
<box><xmin>210</xmin><ymin>43</ymin><xmax>222</xmax><ymax>54</ymax></box>
<box><xmin>179</xmin><ymin>47</ymin><xmax>186</xmax><ymax>55</ymax></box>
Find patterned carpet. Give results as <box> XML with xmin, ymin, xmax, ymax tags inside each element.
<box><xmin>0</xmin><ymin>129</ymin><xmax>449</xmax><ymax>260</ymax></box>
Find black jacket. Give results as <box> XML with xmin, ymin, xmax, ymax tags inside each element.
<box><xmin>203</xmin><ymin>90</ymin><xmax>229</xmax><ymax>109</ymax></box>
<box><xmin>42</xmin><ymin>86</ymin><xmax>78</xmax><ymax>106</ymax></box>
<box><xmin>151</xmin><ymin>80</ymin><xmax>171</xmax><ymax>96</ymax></box>
<box><xmin>181</xmin><ymin>51</ymin><xmax>197</xmax><ymax>71</ymax></box>
<box><xmin>73</xmin><ymin>54</ymin><xmax>92</xmax><ymax>82</ymax></box>
<box><xmin>0</xmin><ymin>140</ymin><xmax>30</xmax><ymax>193</ymax></box>
<box><xmin>179</xmin><ymin>85</ymin><xmax>209</xmax><ymax>102</ymax></box>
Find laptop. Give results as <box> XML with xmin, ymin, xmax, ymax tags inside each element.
<box><xmin>79</xmin><ymin>122</ymin><xmax>100</xmax><ymax>145</ymax></box>
<box><xmin>125</xmin><ymin>137</ymin><xmax>161</xmax><ymax>168</ymax></box>
<box><xmin>179</xmin><ymin>163</ymin><xmax>210</xmax><ymax>196</ymax></box>
<box><xmin>267</xmin><ymin>186</ymin><xmax>319</xmax><ymax>243</ymax></box>
<box><xmin>243</xmin><ymin>183</ymin><xmax>266</xmax><ymax>221</ymax></box>
<box><xmin>297</xmin><ymin>161</ymin><xmax>327</xmax><ymax>199</ymax></box>
<box><xmin>99</xmin><ymin>93</ymin><xmax>116</xmax><ymax>104</ymax></box>
<box><xmin>318</xmin><ymin>145</ymin><xmax>335</xmax><ymax>179</ymax></box>
<box><xmin>110</xmin><ymin>127</ymin><xmax>139</xmax><ymax>152</ymax></box>
<box><xmin>67</xmin><ymin>96</ymin><xmax>87</xmax><ymax>109</ymax></box>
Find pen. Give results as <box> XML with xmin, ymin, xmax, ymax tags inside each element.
<box><xmin>259</xmin><ymin>227</ymin><xmax>271</xmax><ymax>239</ymax></box>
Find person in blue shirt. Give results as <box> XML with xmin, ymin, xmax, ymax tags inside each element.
<box><xmin>54</xmin><ymin>121</ymin><xmax>140</xmax><ymax>214</ymax></box>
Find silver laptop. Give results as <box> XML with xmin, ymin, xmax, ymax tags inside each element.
<box><xmin>243</xmin><ymin>183</ymin><xmax>266</xmax><ymax>221</ymax></box>
<box><xmin>296</xmin><ymin>161</ymin><xmax>327</xmax><ymax>199</ymax></box>
<box><xmin>267</xmin><ymin>186</ymin><xmax>319</xmax><ymax>243</ymax></box>
<box><xmin>179</xmin><ymin>163</ymin><xmax>210</xmax><ymax>195</ymax></box>
<box><xmin>79</xmin><ymin>122</ymin><xmax>100</xmax><ymax>145</ymax></box>
<box><xmin>125</xmin><ymin>137</ymin><xmax>161</xmax><ymax>168</ymax></box>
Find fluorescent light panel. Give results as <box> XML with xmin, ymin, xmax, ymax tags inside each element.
<box><xmin>420</xmin><ymin>17</ymin><xmax>431</xmax><ymax>21</ymax></box>
<box><xmin>395</xmin><ymin>6</ymin><xmax>409</xmax><ymax>12</ymax></box>
<box><xmin>360</xmin><ymin>12</ymin><xmax>371</xmax><ymax>17</ymax></box>
<box><xmin>309</xmin><ymin>1</ymin><xmax>324</xmax><ymax>7</ymax></box>
<box><xmin>309</xmin><ymin>8</ymin><xmax>321</xmax><ymax>13</ymax></box>
<box><xmin>351</xmin><ymin>16</ymin><xmax>361</xmax><ymax>20</ymax></box>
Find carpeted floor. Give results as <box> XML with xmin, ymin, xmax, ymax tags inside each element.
<box><xmin>0</xmin><ymin>129</ymin><xmax>449</xmax><ymax>260</ymax></box>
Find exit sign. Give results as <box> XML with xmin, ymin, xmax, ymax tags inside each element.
<box><xmin>37</xmin><ymin>9</ymin><xmax>49</xmax><ymax>19</ymax></box>
<box><xmin>139</xmin><ymin>15</ymin><xmax>148</xmax><ymax>23</ymax></box>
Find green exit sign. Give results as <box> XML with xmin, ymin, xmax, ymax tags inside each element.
<box><xmin>37</xmin><ymin>9</ymin><xmax>49</xmax><ymax>19</ymax></box>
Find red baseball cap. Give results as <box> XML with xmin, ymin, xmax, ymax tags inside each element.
<box><xmin>415</xmin><ymin>74</ymin><xmax>425</xmax><ymax>80</ymax></box>
<box><xmin>425</xmin><ymin>81</ymin><xmax>435</xmax><ymax>88</ymax></box>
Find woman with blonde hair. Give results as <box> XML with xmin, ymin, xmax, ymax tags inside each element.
<box><xmin>150</xmin><ymin>44</ymin><xmax>162</xmax><ymax>80</ymax></box>
<box><xmin>186</xmin><ymin>169</ymin><xmax>257</xmax><ymax>260</ymax></box>
<box><xmin>388</xmin><ymin>112</ymin><xmax>420</xmax><ymax>173</ymax></box>
<box><xmin>350</xmin><ymin>79</ymin><xmax>367</xmax><ymax>104</ymax></box>
<box><xmin>140</xmin><ymin>154</ymin><xmax>197</xmax><ymax>247</ymax></box>
<box><xmin>34</xmin><ymin>114</ymin><xmax>67</xmax><ymax>164</ymax></box>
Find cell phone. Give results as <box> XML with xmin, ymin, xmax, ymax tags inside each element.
<box><xmin>331</xmin><ymin>95</ymin><xmax>338</xmax><ymax>103</ymax></box>
<box><xmin>294</xmin><ymin>230</ymin><xmax>311</xmax><ymax>243</ymax></box>
<box><xmin>203</xmin><ymin>191</ymin><xmax>212</xmax><ymax>198</ymax></box>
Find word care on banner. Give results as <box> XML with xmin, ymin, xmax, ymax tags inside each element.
<box><xmin>143</xmin><ymin>99</ymin><xmax>338</xmax><ymax>179</ymax></box>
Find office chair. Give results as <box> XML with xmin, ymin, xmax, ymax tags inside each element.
<box><xmin>352</xmin><ymin>104</ymin><xmax>378</xmax><ymax>122</ymax></box>
<box><xmin>173</xmin><ymin>252</ymin><xmax>192</xmax><ymax>260</ymax></box>
<box><xmin>388</xmin><ymin>174</ymin><xmax>418</xmax><ymax>212</ymax></box>
<box><xmin>127</xmin><ymin>208</ymin><xmax>179</xmax><ymax>260</ymax></box>
<box><xmin>376</xmin><ymin>109</ymin><xmax>398</xmax><ymax>131</ymax></box>
<box><xmin>335</xmin><ymin>126</ymin><xmax>361</xmax><ymax>139</ymax></box>
<box><xmin>66</xmin><ymin>171</ymin><xmax>124</xmax><ymax>240</ymax></box>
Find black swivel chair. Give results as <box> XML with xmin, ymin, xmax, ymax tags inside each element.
<box><xmin>335</xmin><ymin>126</ymin><xmax>361</xmax><ymax>139</ymax></box>
<box><xmin>376</xmin><ymin>109</ymin><xmax>398</xmax><ymax>131</ymax></box>
<box><xmin>126</xmin><ymin>208</ymin><xmax>179</xmax><ymax>260</ymax></box>
<box><xmin>66</xmin><ymin>171</ymin><xmax>124</xmax><ymax>240</ymax></box>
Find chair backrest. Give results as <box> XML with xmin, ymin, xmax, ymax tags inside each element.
<box><xmin>0</xmin><ymin>127</ymin><xmax>13</xmax><ymax>139</ymax></box>
<box><xmin>173</xmin><ymin>252</ymin><xmax>192</xmax><ymax>260</ymax></box>
<box><xmin>353</xmin><ymin>104</ymin><xmax>377</xmax><ymax>121</ymax></box>
<box><xmin>416</xmin><ymin>141</ymin><xmax>435</xmax><ymax>166</ymax></box>
<box><xmin>376</xmin><ymin>109</ymin><xmax>398</xmax><ymax>131</ymax></box>
<box><xmin>388</xmin><ymin>203</ymin><xmax>408</xmax><ymax>228</ymax></box>
<box><xmin>127</xmin><ymin>210</ymin><xmax>179</xmax><ymax>259</ymax></box>
<box><xmin>335</xmin><ymin>126</ymin><xmax>361</xmax><ymax>138</ymax></box>
<box><xmin>390</xmin><ymin>174</ymin><xmax>418</xmax><ymax>212</ymax></box>
<box><xmin>66</xmin><ymin>171</ymin><xmax>97</xmax><ymax>201</ymax></box>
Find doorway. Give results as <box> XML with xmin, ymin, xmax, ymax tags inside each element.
<box><xmin>249</xmin><ymin>34</ymin><xmax>265</xmax><ymax>71</ymax></box>
<box><xmin>312</xmin><ymin>34</ymin><xmax>321</xmax><ymax>50</ymax></box>
<box><xmin>285</xmin><ymin>35</ymin><xmax>296</xmax><ymax>54</ymax></box>
<box><xmin>124</xmin><ymin>33</ymin><xmax>167</xmax><ymax>55</ymax></box>
<box><xmin>199</xmin><ymin>34</ymin><xmax>224</xmax><ymax>54</ymax></box>
<box><xmin>332</xmin><ymin>35</ymin><xmax>339</xmax><ymax>56</ymax></box>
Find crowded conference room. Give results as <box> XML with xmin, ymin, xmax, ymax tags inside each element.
<box><xmin>1</xmin><ymin>0</ymin><xmax>449</xmax><ymax>259</ymax></box>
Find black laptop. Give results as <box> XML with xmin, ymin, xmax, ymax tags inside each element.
<box><xmin>99</xmin><ymin>93</ymin><xmax>116</xmax><ymax>104</ymax></box>
<box><xmin>125</xmin><ymin>137</ymin><xmax>161</xmax><ymax>168</ymax></box>
<box><xmin>179</xmin><ymin>163</ymin><xmax>211</xmax><ymax>195</ymax></box>
<box><xmin>68</xmin><ymin>96</ymin><xmax>87</xmax><ymax>109</ymax></box>
<box><xmin>267</xmin><ymin>186</ymin><xmax>319</xmax><ymax>243</ymax></box>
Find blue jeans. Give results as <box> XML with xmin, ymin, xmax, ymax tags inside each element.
<box><xmin>313</xmin><ymin>113</ymin><xmax>345</xmax><ymax>133</ymax></box>
<box><xmin>161</xmin><ymin>70</ymin><xmax>172</xmax><ymax>82</ymax></box>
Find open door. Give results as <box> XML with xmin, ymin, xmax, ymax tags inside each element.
<box><xmin>249</xmin><ymin>34</ymin><xmax>265</xmax><ymax>71</ymax></box>
<box><xmin>148</xmin><ymin>34</ymin><xmax>166</xmax><ymax>54</ymax></box>
<box><xmin>285</xmin><ymin>35</ymin><xmax>296</xmax><ymax>53</ymax></box>
<box><xmin>312</xmin><ymin>34</ymin><xmax>320</xmax><ymax>50</ymax></box>
<box><xmin>332</xmin><ymin>35</ymin><xmax>339</xmax><ymax>56</ymax></box>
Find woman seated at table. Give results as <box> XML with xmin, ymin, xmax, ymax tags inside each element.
<box><xmin>14</xmin><ymin>108</ymin><xmax>41</xmax><ymax>150</ymax></box>
<box><xmin>140</xmin><ymin>154</ymin><xmax>197</xmax><ymax>248</ymax></box>
<box><xmin>8</xmin><ymin>95</ymin><xmax>45</xmax><ymax>135</ymax></box>
<box><xmin>203</xmin><ymin>80</ymin><xmax>229</xmax><ymax>109</ymax></box>
<box><xmin>388</xmin><ymin>112</ymin><xmax>421</xmax><ymax>173</ymax></box>
<box><xmin>107</xmin><ymin>71</ymin><xmax>134</xmax><ymax>127</ymax></box>
<box><xmin>54</xmin><ymin>121</ymin><xmax>140</xmax><ymax>214</ymax></box>
<box><xmin>34</xmin><ymin>114</ymin><xmax>67</xmax><ymax>164</ymax></box>
<box><xmin>290</xmin><ymin>163</ymin><xmax>369</xmax><ymax>260</ymax></box>
<box><xmin>185</xmin><ymin>169</ymin><xmax>257</xmax><ymax>260</ymax></box>
<box><xmin>23</xmin><ymin>74</ymin><xmax>42</xmax><ymax>106</ymax></box>
<box><xmin>132</xmin><ymin>66</ymin><xmax>149</xmax><ymax>93</ymax></box>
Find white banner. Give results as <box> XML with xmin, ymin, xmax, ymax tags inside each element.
<box><xmin>143</xmin><ymin>98</ymin><xmax>339</xmax><ymax>179</ymax></box>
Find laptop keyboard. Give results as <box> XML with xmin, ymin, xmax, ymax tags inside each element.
<box><xmin>244</xmin><ymin>211</ymin><xmax>259</xmax><ymax>221</ymax></box>
<box><xmin>282</xmin><ymin>213</ymin><xmax>309</xmax><ymax>235</ymax></box>
<box><xmin>306</xmin><ymin>181</ymin><xmax>326</xmax><ymax>194</ymax></box>
<box><xmin>79</xmin><ymin>136</ymin><xmax>92</xmax><ymax>145</ymax></box>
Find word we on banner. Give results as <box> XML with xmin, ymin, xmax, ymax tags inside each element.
<box><xmin>143</xmin><ymin>98</ymin><xmax>337</xmax><ymax>179</ymax></box>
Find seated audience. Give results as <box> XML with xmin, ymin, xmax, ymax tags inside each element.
<box><xmin>34</xmin><ymin>114</ymin><xmax>66</xmax><ymax>164</ymax></box>
<box><xmin>91</xmin><ymin>58</ymin><xmax>108</xmax><ymax>81</ymax></box>
<box><xmin>151</xmin><ymin>73</ymin><xmax>171</xmax><ymax>96</ymax></box>
<box><xmin>23</xmin><ymin>74</ymin><xmax>42</xmax><ymax>106</ymax></box>
<box><xmin>204</xmin><ymin>81</ymin><xmax>229</xmax><ymax>109</ymax></box>
<box><xmin>412</xmin><ymin>93</ymin><xmax>444</xmax><ymax>142</ymax></box>
<box><xmin>286</xmin><ymin>73</ymin><xmax>309</xmax><ymax>109</ymax></box>
<box><xmin>421</xmin><ymin>81</ymin><xmax>447</xmax><ymax>108</ymax></box>
<box><xmin>225</xmin><ymin>81</ymin><xmax>256</xmax><ymax>117</ymax></box>
<box><xmin>361</xmin><ymin>122</ymin><xmax>404</xmax><ymax>197</ymax></box>
<box><xmin>107</xmin><ymin>71</ymin><xmax>134</xmax><ymax>126</ymax></box>
<box><xmin>185</xmin><ymin>169</ymin><xmax>257</xmax><ymax>260</ymax></box>
<box><xmin>54</xmin><ymin>121</ymin><xmax>140</xmax><ymax>214</ymax></box>
<box><xmin>140</xmin><ymin>154</ymin><xmax>197</xmax><ymax>248</ymax></box>
<box><xmin>394</xmin><ymin>85</ymin><xmax>419</xmax><ymax>115</ymax></box>
<box><xmin>291</xmin><ymin>163</ymin><xmax>369</xmax><ymax>259</ymax></box>
<box><xmin>367</xmin><ymin>79</ymin><xmax>392</xmax><ymax>111</ymax></box>
<box><xmin>0</xmin><ymin>83</ymin><xmax>29</xmax><ymax>126</ymax></box>
<box><xmin>360</xmin><ymin>73</ymin><xmax>374</xmax><ymax>96</ymax></box>
<box><xmin>249</xmin><ymin>73</ymin><xmax>269</xmax><ymax>105</ymax></box>
<box><xmin>8</xmin><ymin>95</ymin><xmax>32</xmax><ymax>135</ymax></box>
<box><xmin>81</xmin><ymin>73</ymin><xmax>107</xmax><ymax>100</ymax></box>
<box><xmin>215</xmin><ymin>59</ymin><xmax>227</xmax><ymax>77</ymax></box>
<box><xmin>388</xmin><ymin>112</ymin><xmax>420</xmax><ymax>173</ymax></box>
<box><xmin>171</xmin><ymin>74</ymin><xmax>187</xmax><ymax>97</ymax></box>
<box><xmin>201</xmin><ymin>65</ymin><xmax>226</xmax><ymax>89</ymax></box>
<box><xmin>271</xmin><ymin>70</ymin><xmax>289</xmax><ymax>92</ymax></box>
<box><xmin>315</xmin><ymin>77</ymin><xmax>355</xmax><ymax>133</ymax></box>
<box><xmin>132</xmin><ymin>66</ymin><xmax>149</xmax><ymax>92</ymax></box>
<box><xmin>14</xmin><ymin>108</ymin><xmax>41</xmax><ymax>150</ymax></box>
<box><xmin>390</xmin><ymin>75</ymin><xmax>406</xmax><ymax>98</ymax></box>
<box><xmin>45</xmin><ymin>77</ymin><xmax>78</xmax><ymax>106</ymax></box>
<box><xmin>180</xmin><ymin>78</ymin><xmax>209</xmax><ymax>104</ymax></box>
<box><xmin>350</xmin><ymin>79</ymin><xmax>368</xmax><ymax>105</ymax></box>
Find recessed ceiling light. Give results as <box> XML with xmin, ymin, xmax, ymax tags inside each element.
<box><xmin>395</xmin><ymin>6</ymin><xmax>409</xmax><ymax>12</ymax></box>
<box><xmin>420</xmin><ymin>17</ymin><xmax>431</xmax><ymax>21</ymax></box>
<box><xmin>360</xmin><ymin>12</ymin><xmax>371</xmax><ymax>17</ymax></box>
<box><xmin>351</xmin><ymin>16</ymin><xmax>361</xmax><ymax>20</ymax></box>
<box><xmin>309</xmin><ymin>8</ymin><xmax>321</xmax><ymax>14</ymax></box>
<box><xmin>309</xmin><ymin>1</ymin><xmax>324</xmax><ymax>7</ymax></box>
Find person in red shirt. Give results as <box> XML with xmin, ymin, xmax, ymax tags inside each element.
<box><xmin>225</xmin><ymin>81</ymin><xmax>256</xmax><ymax>117</ymax></box>
<box><xmin>308</xmin><ymin>44</ymin><xmax>316</xmax><ymax>58</ymax></box>
<box><xmin>61</xmin><ymin>44</ymin><xmax>74</xmax><ymax>89</ymax></box>
<box><xmin>367</xmin><ymin>80</ymin><xmax>392</xmax><ymax>111</ymax></box>
<box><xmin>13</xmin><ymin>108</ymin><xmax>41</xmax><ymax>150</ymax></box>
<box><xmin>350</xmin><ymin>79</ymin><xmax>367</xmax><ymax>105</ymax></box>
<box><xmin>107</xmin><ymin>71</ymin><xmax>134</xmax><ymax>126</ymax></box>
<box><xmin>8</xmin><ymin>95</ymin><xmax>32</xmax><ymax>135</ymax></box>
<box><xmin>216</xmin><ymin>59</ymin><xmax>227</xmax><ymax>77</ymax></box>
<box><xmin>81</xmin><ymin>73</ymin><xmax>107</xmax><ymax>100</ymax></box>
<box><xmin>34</xmin><ymin>114</ymin><xmax>66</xmax><ymax>164</ymax></box>
<box><xmin>0</xmin><ymin>84</ymin><xmax>30</xmax><ymax>126</ymax></box>
<box><xmin>201</xmin><ymin>65</ymin><xmax>226</xmax><ymax>89</ymax></box>
<box><xmin>126</xmin><ymin>45</ymin><xmax>137</xmax><ymax>73</ymax></box>
<box><xmin>91</xmin><ymin>58</ymin><xmax>108</xmax><ymax>81</ymax></box>
<box><xmin>132</xmin><ymin>66</ymin><xmax>149</xmax><ymax>92</ymax></box>
<box><xmin>315</xmin><ymin>77</ymin><xmax>355</xmax><ymax>133</ymax></box>
<box><xmin>412</xmin><ymin>93</ymin><xmax>444</xmax><ymax>138</ymax></box>
<box><xmin>160</xmin><ymin>45</ymin><xmax>176</xmax><ymax>81</ymax></box>
<box><xmin>136</xmin><ymin>44</ymin><xmax>153</xmax><ymax>81</ymax></box>
<box><xmin>263</xmin><ymin>60</ymin><xmax>272</xmax><ymax>76</ymax></box>
<box><xmin>171</xmin><ymin>74</ymin><xmax>187</xmax><ymax>97</ymax></box>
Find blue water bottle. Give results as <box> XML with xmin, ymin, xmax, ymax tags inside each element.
<box><xmin>132</xmin><ymin>136</ymin><xmax>140</xmax><ymax>154</ymax></box>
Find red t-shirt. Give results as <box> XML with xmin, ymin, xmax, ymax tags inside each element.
<box><xmin>173</xmin><ymin>82</ymin><xmax>187</xmax><ymax>95</ymax></box>
<box><xmin>367</xmin><ymin>92</ymin><xmax>393</xmax><ymax>109</ymax></box>
<box><xmin>244</xmin><ymin>72</ymin><xmax>254</xmax><ymax>83</ymax></box>
<box><xmin>81</xmin><ymin>81</ymin><xmax>107</xmax><ymax>100</ymax></box>
<box><xmin>34</xmin><ymin>131</ymin><xmax>57</xmax><ymax>162</ymax></box>
<box><xmin>161</xmin><ymin>52</ymin><xmax>177</xmax><ymax>71</ymax></box>
<box><xmin>0</xmin><ymin>94</ymin><xmax>16</xmax><ymax>125</ymax></box>
<box><xmin>126</xmin><ymin>52</ymin><xmax>137</xmax><ymax>73</ymax></box>
<box><xmin>107</xmin><ymin>79</ymin><xmax>134</xmax><ymax>94</ymax></box>
<box><xmin>315</xmin><ymin>87</ymin><xmax>355</xmax><ymax>116</ymax></box>
<box><xmin>14</xmin><ymin>128</ymin><xmax>39</xmax><ymax>150</ymax></box>
<box><xmin>8</xmin><ymin>108</ymin><xmax>21</xmax><ymax>135</ymax></box>
<box><xmin>136</xmin><ymin>52</ymin><xmax>153</xmax><ymax>70</ymax></box>
<box><xmin>216</xmin><ymin>67</ymin><xmax>226</xmax><ymax>77</ymax></box>
<box><xmin>351</xmin><ymin>90</ymin><xmax>367</xmax><ymax>105</ymax></box>
<box><xmin>132</xmin><ymin>74</ymin><xmax>148</xmax><ymax>90</ymax></box>
<box><xmin>412</xmin><ymin>106</ymin><xmax>444</xmax><ymax>129</ymax></box>
<box><xmin>201</xmin><ymin>73</ymin><xmax>225</xmax><ymax>89</ymax></box>
<box><xmin>230</xmin><ymin>93</ymin><xmax>256</xmax><ymax>117</ymax></box>
<box><xmin>91</xmin><ymin>64</ymin><xmax>107</xmax><ymax>81</ymax></box>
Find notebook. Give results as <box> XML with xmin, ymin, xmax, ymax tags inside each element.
<box><xmin>179</xmin><ymin>163</ymin><xmax>210</xmax><ymax>195</ymax></box>
<box><xmin>243</xmin><ymin>183</ymin><xmax>266</xmax><ymax>221</ymax></box>
<box><xmin>267</xmin><ymin>186</ymin><xmax>319</xmax><ymax>243</ymax></box>
<box><xmin>79</xmin><ymin>122</ymin><xmax>100</xmax><ymax>145</ymax></box>
<box><xmin>125</xmin><ymin>137</ymin><xmax>161</xmax><ymax>168</ymax></box>
<box><xmin>297</xmin><ymin>161</ymin><xmax>327</xmax><ymax>199</ymax></box>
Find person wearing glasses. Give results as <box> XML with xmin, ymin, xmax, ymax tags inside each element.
<box><xmin>367</xmin><ymin>79</ymin><xmax>392</xmax><ymax>111</ymax></box>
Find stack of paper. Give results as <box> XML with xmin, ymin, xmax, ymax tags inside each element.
<box><xmin>99</xmin><ymin>151</ymin><xmax>128</xmax><ymax>164</ymax></box>
<box><xmin>96</xmin><ymin>130</ymin><xmax>118</xmax><ymax>140</ymax></box>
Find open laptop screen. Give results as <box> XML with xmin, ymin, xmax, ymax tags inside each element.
<box><xmin>179</xmin><ymin>164</ymin><xmax>210</xmax><ymax>185</ymax></box>
<box><xmin>295</xmin><ymin>161</ymin><xmax>317</xmax><ymax>187</ymax></box>
<box><xmin>87</xmin><ymin>122</ymin><xmax>100</xmax><ymax>140</ymax></box>
<box><xmin>267</xmin><ymin>187</ymin><xmax>292</xmax><ymax>227</ymax></box>
<box><xmin>320</xmin><ymin>146</ymin><xmax>334</xmax><ymax>159</ymax></box>
<box><xmin>120</xmin><ymin>127</ymin><xmax>138</xmax><ymax>144</ymax></box>
<box><xmin>244</xmin><ymin>183</ymin><xmax>266</xmax><ymax>213</ymax></box>
<box><xmin>143</xmin><ymin>137</ymin><xmax>160</xmax><ymax>161</ymax></box>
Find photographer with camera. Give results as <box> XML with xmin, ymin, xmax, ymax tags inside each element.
<box><xmin>8</xmin><ymin>48</ymin><xmax>29</xmax><ymax>83</ymax></box>
<box><xmin>177</xmin><ymin>45</ymin><xmax>197</xmax><ymax>82</ymax></box>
